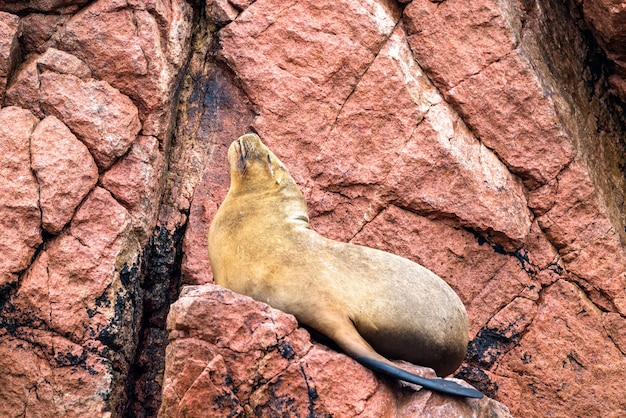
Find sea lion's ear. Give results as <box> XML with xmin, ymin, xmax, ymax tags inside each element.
<box><xmin>267</xmin><ymin>154</ymin><xmax>275</xmax><ymax>178</ymax></box>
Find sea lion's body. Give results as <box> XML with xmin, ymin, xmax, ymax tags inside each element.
<box><xmin>208</xmin><ymin>134</ymin><xmax>482</xmax><ymax>398</ymax></box>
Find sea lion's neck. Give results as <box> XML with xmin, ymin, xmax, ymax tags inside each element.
<box><xmin>228</xmin><ymin>178</ymin><xmax>310</xmax><ymax>227</ymax></box>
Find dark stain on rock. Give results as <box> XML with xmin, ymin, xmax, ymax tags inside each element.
<box><xmin>279</xmin><ymin>341</ymin><xmax>296</xmax><ymax>360</ymax></box>
<box><xmin>124</xmin><ymin>225</ymin><xmax>186</xmax><ymax>418</ymax></box>
<box><xmin>455</xmin><ymin>365</ymin><xmax>498</xmax><ymax>400</ymax></box>
<box><xmin>467</xmin><ymin>325</ymin><xmax>522</xmax><ymax>369</ymax></box>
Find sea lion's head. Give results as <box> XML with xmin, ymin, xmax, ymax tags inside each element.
<box><xmin>227</xmin><ymin>133</ymin><xmax>291</xmax><ymax>192</ymax></box>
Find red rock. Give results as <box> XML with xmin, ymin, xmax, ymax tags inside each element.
<box><xmin>403</xmin><ymin>0</ymin><xmax>515</xmax><ymax>90</ymax></box>
<box><xmin>159</xmin><ymin>284</ymin><xmax>512</xmax><ymax>417</ymax></box>
<box><xmin>1</xmin><ymin>0</ymin><xmax>625</xmax><ymax>415</ymax></box>
<box><xmin>39</xmin><ymin>71</ymin><xmax>141</xmax><ymax>169</ymax></box>
<box><xmin>0</xmin><ymin>0</ymin><xmax>191</xmax><ymax>416</ymax></box>
<box><xmin>404</xmin><ymin>0</ymin><xmax>574</xmax><ymax>189</ymax></box>
<box><xmin>31</xmin><ymin>115</ymin><xmax>98</xmax><ymax>234</ymax></box>
<box><xmin>183</xmin><ymin>1</ymin><xmax>626</xmax><ymax>415</ymax></box>
<box><xmin>580</xmin><ymin>0</ymin><xmax>626</xmax><ymax>99</ymax></box>
<box><xmin>219</xmin><ymin>0</ymin><xmax>402</xmax><ymax>181</ymax></box>
<box><xmin>0</xmin><ymin>106</ymin><xmax>41</xmax><ymax>288</ymax></box>
<box><xmin>59</xmin><ymin>0</ymin><xmax>193</xmax><ymax>137</ymax></box>
<box><xmin>311</xmin><ymin>27</ymin><xmax>532</xmax><ymax>248</ymax></box>
<box><xmin>0</xmin><ymin>332</ymin><xmax>116</xmax><ymax>417</ymax></box>
<box><xmin>4</xmin><ymin>55</ymin><xmax>43</xmax><ymax>117</ymax></box>
<box><xmin>7</xmin><ymin>49</ymin><xmax>141</xmax><ymax>168</ymax></box>
<box><xmin>495</xmin><ymin>280</ymin><xmax>626</xmax><ymax>418</ymax></box>
<box><xmin>537</xmin><ymin>161</ymin><xmax>626</xmax><ymax>314</ymax></box>
<box><xmin>37</xmin><ymin>47</ymin><xmax>92</xmax><ymax>79</ymax></box>
<box><xmin>61</xmin><ymin>2</ymin><xmax>149</xmax><ymax>101</ymax></box>
<box><xmin>602</xmin><ymin>312</ymin><xmax>626</xmax><ymax>355</ymax></box>
<box><xmin>0</xmin><ymin>11</ymin><xmax>19</xmax><ymax>99</ymax></box>
<box><xmin>205</xmin><ymin>0</ymin><xmax>240</xmax><ymax>25</ymax></box>
<box><xmin>0</xmin><ymin>0</ymin><xmax>87</xmax><ymax>13</ymax></box>
<box><xmin>18</xmin><ymin>13</ymin><xmax>67</xmax><ymax>55</ymax></box>
<box><xmin>14</xmin><ymin>187</ymin><xmax>135</xmax><ymax>344</ymax></box>
<box><xmin>385</xmin><ymin>100</ymin><xmax>531</xmax><ymax>247</ymax></box>
<box><xmin>101</xmin><ymin>135</ymin><xmax>165</xmax><ymax>244</ymax></box>
<box><xmin>178</xmin><ymin>62</ymin><xmax>255</xmax><ymax>286</ymax></box>
<box><xmin>221</xmin><ymin>5</ymin><xmax>531</xmax><ymax>249</ymax></box>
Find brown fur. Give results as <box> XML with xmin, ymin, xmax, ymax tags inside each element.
<box><xmin>208</xmin><ymin>134</ymin><xmax>470</xmax><ymax>378</ymax></box>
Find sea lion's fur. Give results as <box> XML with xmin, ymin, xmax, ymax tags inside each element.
<box><xmin>208</xmin><ymin>134</ymin><xmax>482</xmax><ymax>398</ymax></box>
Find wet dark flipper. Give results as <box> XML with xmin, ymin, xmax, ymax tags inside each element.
<box><xmin>357</xmin><ymin>357</ymin><xmax>484</xmax><ymax>399</ymax></box>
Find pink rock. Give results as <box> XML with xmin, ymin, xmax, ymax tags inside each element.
<box><xmin>31</xmin><ymin>115</ymin><xmax>98</xmax><ymax>234</ymax></box>
<box><xmin>1</xmin><ymin>0</ymin><xmax>624</xmax><ymax>415</ymax></box>
<box><xmin>404</xmin><ymin>0</ymin><xmax>515</xmax><ymax>89</ymax></box>
<box><xmin>384</xmin><ymin>100</ymin><xmax>531</xmax><ymax>247</ymax></box>
<box><xmin>39</xmin><ymin>71</ymin><xmax>141</xmax><ymax>169</ymax></box>
<box><xmin>537</xmin><ymin>161</ymin><xmax>626</xmax><ymax>313</ymax></box>
<box><xmin>61</xmin><ymin>2</ymin><xmax>149</xmax><ymax>100</ymax></box>
<box><xmin>59</xmin><ymin>0</ymin><xmax>193</xmax><ymax>137</ymax></box>
<box><xmin>220</xmin><ymin>0</ymin><xmax>402</xmax><ymax>180</ymax></box>
<box><xmin>203</xmin><ymin>0</ymin><xmax>264</xmax><ymax>25</ymax></box>
<box><xmin>37</xmin><ymin>47</ymin><xmax>92</xmax><ymax>80</ymax></box>
<box><xmin>404</xmin><ymin>0</ymin><xmax>574</xmax><ymax>188</ymax></box>
<box><xmin>221</xmin><ymin>5</ymin><xmax>532</xmax><ymax>248</ymax></box>
<box><xmin>445</xmin><ymin>54</ymin><xmax>574</xmax><ymax>187</ymax></box>
<box><xmin>0</xmin><ymin>106</ymin><xmax>41</xmax><ymax>287</ymax></box>
<box><xmin>159</xmin><ymin>284</ymin><xmax>512</xmax><ymax>417</ymax></box>
<box><xmin>0</xmin><ymin>0</ymin><xmax>191</xmax><ymax>416</ymax></box>
<box><xmin>602</xmin><ymin>312</ymin><xmax>626</xmax><ymax>355</ymax></box>
<box><xmin>0</xmin><ymin>0</ymin><xmax>88</xmax><ymax>13</ymax></box>
<box><xmin>496</xmin><ymin>280</ymin><xmax>626</xmax><ymax>418</ymax></box>
<box><xmin>14</xmin><ymin>187</ymin><xmax>135</xmax><ymax>345</ymax></box>
<box><xmin>4</xmin><ymin>55</ymin><xmax>43</xmax><ymax>117</ymax></box>
<box><xmin>5</xmin><ymin>48</ymin><xmax>140</xmax><ymax>169</ymax></box>
<box><xmin>18</xmin><ymin>13</ymin><xmax>67</xmax><ymax>55</ymax></box>
<box><xmin>0</xmin><ymin>11</ymin><xmax>19</xmax><ymax>99</ymax></box>
<box><xmin>0</xmin><ymin>332</ymin><xmax>116</xmax><ymax>417</ymax></box>
<box><xmin>101</xmin><ymin>135</ymin><xmax>165</xmax><ymax>245</ymax></box>
<box><xmin>178</xmin><ymin>62</ymin><xmax>255</xmax><ymax>286</ymax></box>
<box><xmin>581</xmin><ymin>0</ymin><xmax>626</xmax><ymax>98</ymax></box>
<box><xmin>205</xmin><ymin>0</ymin><xmax>240</xmax><ymax>25</ymax></box>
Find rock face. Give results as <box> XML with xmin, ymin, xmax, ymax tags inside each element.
<box><xmin>31</xmin><ymin>115</ymin><xmax>98</xmax><ymax>234</ymax></box>
<box><xmin>0</xmin><ymin>107</ymin><xmax>41</xmax><ymax>288</ymax></box>
<box><xmin>160</xmin><ymin>285</ymin><xmax>513</xmax><ymax>417</ymax></box>
<box><xmin>0</xmin><ymin>1</ymin><xmax>192</xmax><ymax>416</ymax></box>
<box><xmin>1</xmin><ymin>0</ymin><xmax>625</xmax><ymax>417</ymax></box>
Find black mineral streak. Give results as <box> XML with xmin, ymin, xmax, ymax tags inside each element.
<box><xmin>123</xmin><ymin>0</ymin><xmax>256</xmax><ymax>415</ymax></box>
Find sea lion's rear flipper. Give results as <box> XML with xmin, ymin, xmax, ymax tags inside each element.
<box><xmin>356</xmin><ymin>357</ymin><xmax>483</xmax><ymax>399</ymax></box>
<box><xmin>326</xmin><ymin>319</ymin><xmax>483</xmax><ymax>399</ymax></box>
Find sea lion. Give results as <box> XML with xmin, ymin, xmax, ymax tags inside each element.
<box><xmin>208</xmin><ymin>133</ymin><xmax>483</xmax><ymax>398</ymax></box>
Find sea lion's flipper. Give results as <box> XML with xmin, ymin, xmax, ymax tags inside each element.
<box><xmin>356</xmin><ymin>357</ymin><xmax>484</xmax><ymax>399</ymax></box>
<box><xmin>326</xmin><ymin>319</ymin><xmax>483</xmax><ymax>399</ymax></box>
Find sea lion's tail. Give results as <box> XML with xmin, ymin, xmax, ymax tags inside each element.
<box><xmin>356</xmin><ymin>357</ymin><xmax>484</xmax><ymax>399</ymax></box>
<box><xmin>314</xmin><ymin>313</ymin><xmax>483</xmax><ymax>398</ymax></box>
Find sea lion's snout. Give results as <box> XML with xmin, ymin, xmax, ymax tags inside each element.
<box><xmin>228</xmin><ymin>133</ymin><xmax>264</xmax><ymax>174</ymax></box>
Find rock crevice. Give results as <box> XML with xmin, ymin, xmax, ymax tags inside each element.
<box><xmin>1</xmin><ymin>0</ymin><xmax>625</xmax><ymax>417</ymax></box>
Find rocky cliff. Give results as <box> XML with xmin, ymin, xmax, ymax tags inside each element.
<box><xmin>0</xmin><ymin>0</ymin><xmax>625</xmax><ymax>417</ymax></box>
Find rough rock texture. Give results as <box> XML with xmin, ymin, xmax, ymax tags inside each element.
<box><xmin>177</xmin><ymin>0</ymin><xmax>626</xmax><ymax>417</ymax></box>
<box><xmin>0</xmin><ymin>11</ymin><xmax>19</xmax><ymax>99</ymax></box>
<box><xmin>579</xmin><ymin>0</ymin><xmax>626</xmax><ymax>100</ymax></box>
<box><xmin>0</xmin><ymin>1</ymin><xmax>192</xmax><ymax>416</ymax></box>
<box><xmin>31</xmin><ymin>115</ymin><xmax>98</xmax><ymax>234</ymax></box>
<box><xmin>0</xmin><ymin>107</ymin><xmax>41</xmax><ymax>288</ymax></box>
<box><xmin>1</xmin><ymin>0</ymin><xmax>626</xmax><ymax>417</ymax></box>
<box><xmin>160</xmin><ymin>285</ymin><xmax>512</xmax><ymax>418</ymax></box>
